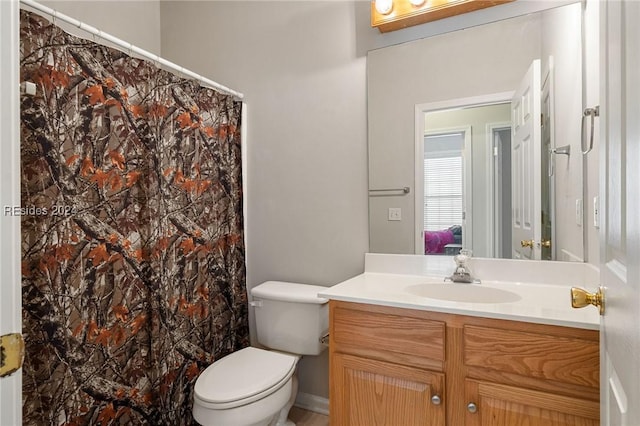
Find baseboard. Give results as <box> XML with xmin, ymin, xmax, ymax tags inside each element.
<box><xmin>294</xmin><ymin>392</ymin><xmax>329</xmax><ymax>416</ymax></box>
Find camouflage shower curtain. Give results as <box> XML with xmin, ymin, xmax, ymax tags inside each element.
<box><xmin>19</xmin><ymin>10</ymin><xmax>248</xmax><ymax>425</ymax></box>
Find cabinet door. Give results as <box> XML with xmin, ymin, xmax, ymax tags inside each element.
<box><xmin>330</xmin><ymin>353</ymin><xmax>445</xmax><ymax>426</ymax></box>
<box><xmin>464</xmin><ymin>380</ymin><xmax>599</xmax><ymax>426</ymax></box>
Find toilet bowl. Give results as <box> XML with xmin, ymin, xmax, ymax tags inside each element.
<box><xmin>193</xmin><ymin>347</ymin><xmax>300</xmax><ymax>426</ymax></box>
<box><xmin>192</xmin><ymin>281</ymin><xmax>329</xmax><ymax>426</ymax></box>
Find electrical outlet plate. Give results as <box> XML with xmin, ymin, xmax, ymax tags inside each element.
<box><xmin>388</xmin><ymin>208</ymin><xmax>402</xmax><ymax>221</ymax></box>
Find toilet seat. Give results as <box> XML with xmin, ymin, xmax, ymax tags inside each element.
<box><xmin>194</xmin><ymin>347</ymin><xmax>298</xmax><ymax>410</ymax></box>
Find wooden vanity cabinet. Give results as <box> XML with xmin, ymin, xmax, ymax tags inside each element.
<box><xmin>329</xmin><ymin>301</ymin><xmax>446</xmax><ymax>426</ymax></box>
<box><xmin>329</xmin><ymin>300</ymin><xmax>600</xmax><ymax>426</ymax></box>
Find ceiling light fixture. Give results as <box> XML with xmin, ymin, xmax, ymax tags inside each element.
<box><xmin>372</xmin><ymin>0</ymin><xmax>515</xmax><ymax>33</ymax></box>
<box><xmin>375</xmin><ymin>0</ymin><xmax>394</xmax><ymax>15</ymax></box>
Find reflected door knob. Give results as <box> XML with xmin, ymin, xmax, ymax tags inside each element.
<box><xmin>571</xmin><ymin>286</ymin><xmax>605</xmax><ymax>315</ymax></box>
<box><xmin>541</xmin><ymin>239</ymin><xmax>551</xmax><ymax>248</ymax></box>
<box><xmin>520</xmin><ymin>239</ymin><xmax>535</xmax><ymax>248</ymax></box>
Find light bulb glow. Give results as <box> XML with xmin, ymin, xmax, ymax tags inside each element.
<box><xmin>409</xmin><ymin>0</ymin><xmax>426</xmax><ymax>6</ymax></box>
<box><xmin>375</xmin><ymin>0</ymin><xmax>393</xmax><ymax>15</ymax></box>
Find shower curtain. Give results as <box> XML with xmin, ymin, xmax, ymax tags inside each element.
<box><xmin>19</xmin><ymin>10</ymin><xmax>248</xmax><ymax>425</ymax></box>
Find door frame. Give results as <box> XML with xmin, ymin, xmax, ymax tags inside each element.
<box><xmin>414</xmin><ymin>92</ymin><xmax>513</xmax><ymax>255</ymax></box>
<box><xmin>421</xmin><ymin>126</ymin><xmax>472</xmax><ymax>255</ymax></box>
<box><xmin>486</xmin><ymin>122</ymin><xmax>512</xmax><ymax>258</ymax></box>
<box><xmin>540</xmin><ymin>62</ymin><xmax>556</xmax><ymax>261</ymax></box>
<box><xmin>0</xmin><ymin>0</ymin><xmax>23</xmax><ymax>425</ymax></box>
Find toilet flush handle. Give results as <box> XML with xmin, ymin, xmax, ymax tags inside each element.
<box><xmin>249</xmin><ymin>300</ymin><xmax>263</xmax><ymax>308</ymax></box>
<box><xmin>320</xmin><ymin>331</ymin><xmax>330</xmax><ymax>346</ymax></box>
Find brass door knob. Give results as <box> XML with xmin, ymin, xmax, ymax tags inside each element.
<box><xmin>520</xmin><ymin>239</ymin><xmax>535</xmax><ymax>248</ymax></box>
<box><xmin>0</xmin><ymin>333</ymin><xmax>25</xmax><ymax>377</ymax></box>
<box><xmin>541</xmin><ymin>239</ymin><xmax>551</xmax><ymax>248</ymax></box>
<box><xmin>571</xmin><ymin>286</ymin><xmax>605</xmax><ymax>315</ymax></box>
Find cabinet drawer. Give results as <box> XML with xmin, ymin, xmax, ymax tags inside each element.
<box><xmin>463</xmin><ymin>325</ymin><xmax>599</xmax><ymax>389</ymax></box>
<box><xmin>332</xmin><ymin>302</ymin><xmax>445</xmax><ymax>370</ymax></box>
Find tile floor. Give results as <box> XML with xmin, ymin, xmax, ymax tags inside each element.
<box><xmin>289</xmin><ymin>406</ymin><xmax>329</xmax><ymax>426</ymax></box>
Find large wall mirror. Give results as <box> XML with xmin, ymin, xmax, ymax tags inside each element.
<box><xmin>368</xmin><ymin>2</ymin><xmax>585</xmax><ymax>262</ymax></box>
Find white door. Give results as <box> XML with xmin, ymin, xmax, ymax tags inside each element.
<box><xmin>0</xmin><ymin>0</ymin><xmax>23</xmax><ymax>425</ymax></box>
<box><xmin>511</xmin><ymin>59</ymin><xmax>542</xmax><ymax>260</ymax></box>
<box><xmin>599</xmin><ymin>0</ymin><xmax>640</xmax><ymax>423</ymax></box>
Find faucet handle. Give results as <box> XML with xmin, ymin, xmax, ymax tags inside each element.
<box><xmin>454</xmin><ymin>248</ymin><xmax>472</xmax><ymax>266</ymax></box>
<box><xmin>447</xmin><ymin>249</ymin><xmax>477</xmax><ymax>284</ymax></box>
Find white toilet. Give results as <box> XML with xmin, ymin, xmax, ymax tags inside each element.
<box><xmin>193</xmin><ymin>281</ymin><xmax>329</xmax><ymax>426</ymax></box>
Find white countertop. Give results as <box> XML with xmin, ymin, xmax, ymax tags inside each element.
<box><xmin>319</xmin><ymin>256</ymin><xmax>601</xmax><ymax>330</ymax></box>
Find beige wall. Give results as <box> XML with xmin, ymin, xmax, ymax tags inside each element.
<box><xmin>38</xmin><ymin>1</ymin><xmax>161</xmax><ymax>54</ymax></box>
<box><xmin>160</xmin><ymin>1</ymin><xmax>369</xmax><ymax>399</ymax></box>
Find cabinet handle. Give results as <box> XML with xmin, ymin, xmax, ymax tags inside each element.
<box><xmin>467</xmin><ymin>402</ymin><xmax>477</xmax><ymax>413</ymax></box>
<box><xmin>431</xmin><ymin>395</ymin><xmax>441</xmax><ymax>405</ymax></box>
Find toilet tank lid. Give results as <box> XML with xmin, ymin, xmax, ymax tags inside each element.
<box><xmin>251</xmin><ymin>281</ymin><xmax>329</xmax><ymax>304</ymax></box>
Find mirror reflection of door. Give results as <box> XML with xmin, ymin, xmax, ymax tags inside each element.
<box><xmin>511</xmin><ymin>59</ymin><xmax>542</xmax><ymax>260</ymax></box>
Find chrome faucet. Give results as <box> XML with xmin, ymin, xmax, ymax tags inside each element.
<box><xmin>446</xmin><ymin>249</ymin><xmax>478</xmax><ymax>283</ymax></box>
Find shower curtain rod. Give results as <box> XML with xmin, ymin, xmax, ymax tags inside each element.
<box><xmin>19</xmin><ymin>0</ymin><xmax>245</xmax><ymax>100</ymax></box>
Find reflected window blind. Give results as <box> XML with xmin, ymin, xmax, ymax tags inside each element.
<box><xmin>424</xmin><ymin>155</ymin><xmax>463</xmax><ymax>231</ymax></box>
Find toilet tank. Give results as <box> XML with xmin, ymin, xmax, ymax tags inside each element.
<box><xmin>251</xmin><ymin>281</ymin><xmax>329</xmax><ymax>356</ymax></box>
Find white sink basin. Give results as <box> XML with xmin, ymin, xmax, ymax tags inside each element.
<box><xmin>405</xmin><ymin>283</ymin><xmax>522</xmax><ymax>304</ymax></box>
